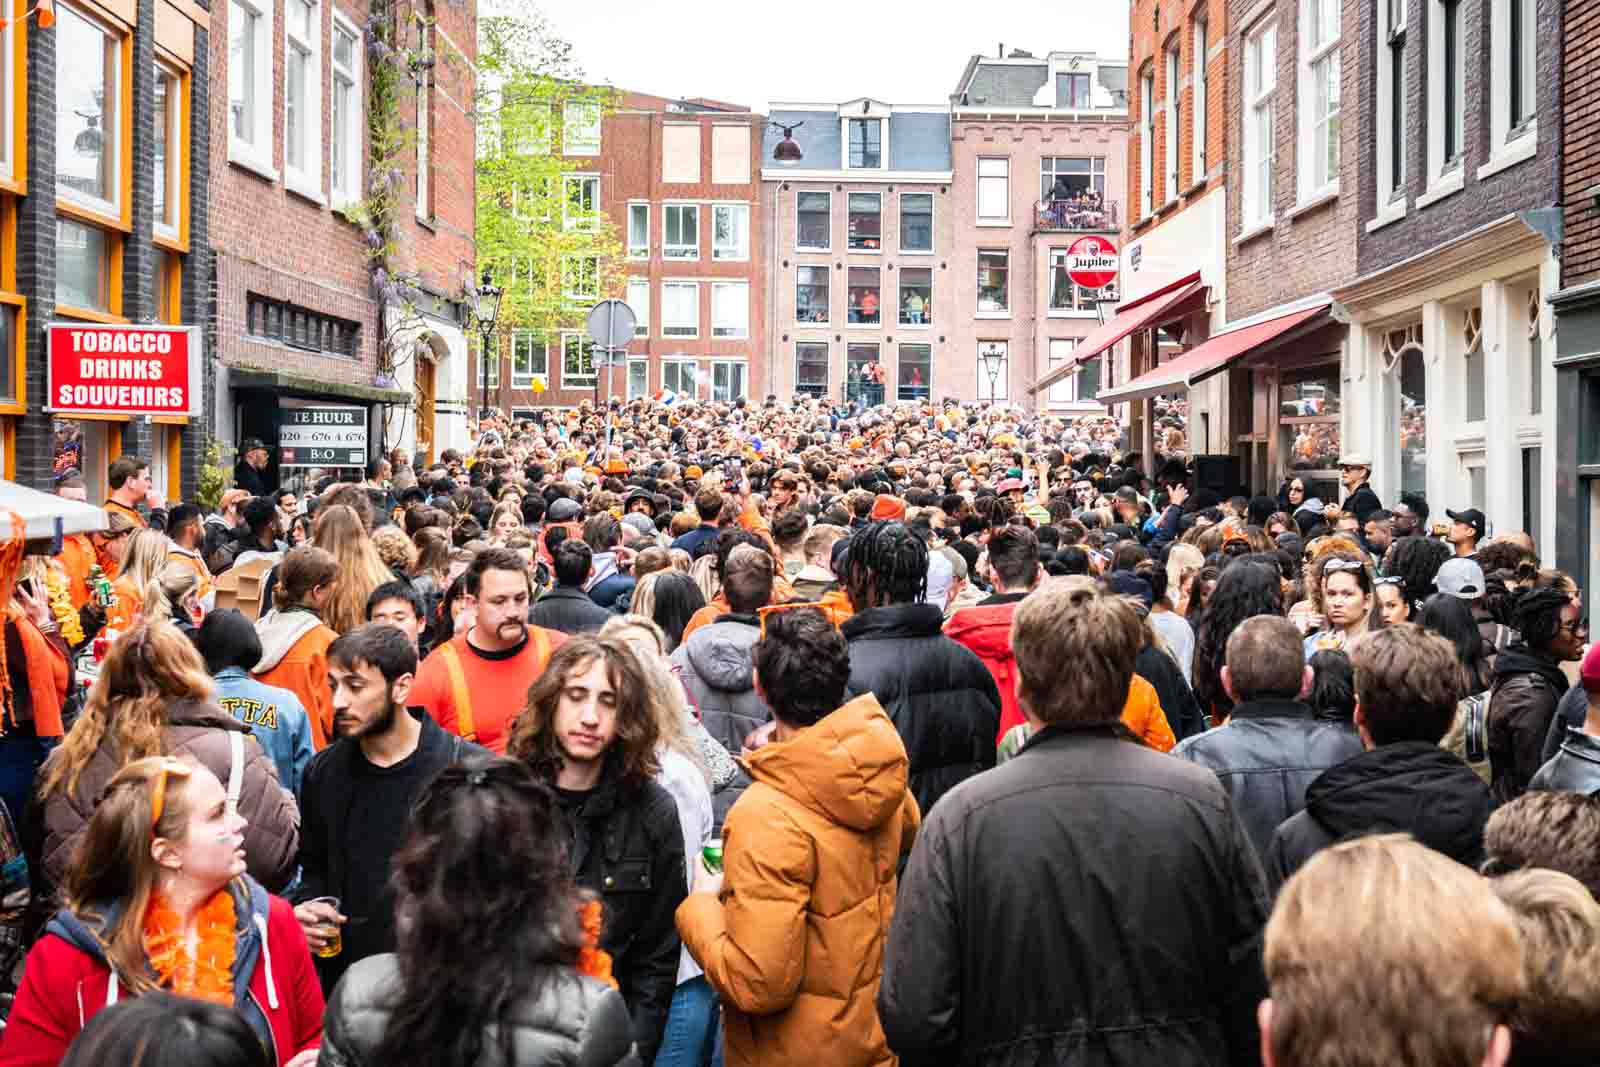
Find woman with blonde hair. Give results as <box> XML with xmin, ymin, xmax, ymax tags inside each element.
<box><xmin>370</xmin><ymin>525</ymin><xmax>417</xmax><ymax>577</ymax></box>
<box><xmin>140</xmin><ymin>563</ymin><xmax>206</xmax><ymax>643</ymax></box>
<box><xmin>35</xmin><ymin>622</ymin><xmax>299</xmax><ymax>896</ymax></box>
<box><xmin>104</xmin><ymin>529</ymin><xmax>168</xmax><ymax>634</ymax></box>
<box><xmin>312</xmin><ymin>504</ymin><xmax>394</xmax><ymax>635</ymax></box>
<box><xmin>488</xmin><ymin>503</ymin><xmax>524</xmax><ymax>544</ymax></box>
<box><xmin>1165</xmin><ymin>542</ymin><xmax>1205</xmax><ymax>617</ymax></box>
<box><xmin>4</xmin><ymin>757</ymin><xmax>322</xmax><ymax>1066</ymax></box>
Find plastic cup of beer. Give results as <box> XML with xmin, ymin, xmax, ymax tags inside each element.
<box><xmin>306</xmin><ymin>896</ymin><xmax>342</xmax><ymax>958</ymax></box>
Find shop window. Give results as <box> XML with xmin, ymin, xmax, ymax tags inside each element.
<box><xmin>1278</xmin><ymin>365</ymin><xmax>1342</xmax><ymax>470</ymax></box>
<box><xmin>662</xmin><ymin>360</ymin><xmax>699</xmax><ymax>397</ymax></box>
<box><xmin>899</xmin><ymin>193</ymin><xmax>933</xmax><ymax>253</ymax></box>
<box><xmin>284</xmin><ymin>0</ymin><xmax>322</xmax><ymax>198</ymax></box>
<box><xmin>711</xmin><ymin>282</ymin><xmax>748</xmax><ymax>339</ymax></box>
<box><xmin>154</xmin><ymin>64</ymin><xmax>183</xmax><ymax>241</ymax></box>
<box><xmin>978</xmin><ymin>251</ymin><xmax>1008</xmax><ymax>313</ymax></box>
<box><xmin>847</xmin><ymin>193</ymin><xmax>881</xmax><ymax>251</ymax></box>
<box><xmin>795</xmin><ymin>342</ymin><xmax>829</xmax><ymax>398</ymax></box>
<box><xmin>845</xmin><ymin>344</ymin><xmax>882</xmax><ymax>405</ymax></box>
<box><xmin>711</xmin><ymin>361</ymin><xmax>746</xmax><ymax>402</ymax></box>
<box><xmin>796</xmin><ymin>266</ymin><xmax>829</xmax><ymax>323</ymax></box>
<box><xmin>898</xmin><ymin>268</ymin><xmax>932</xmax><ymax>325</ymax></box>
<box><xmin>847</xmin><ymin>267</ymin><xmax>880</xmax><ymax>325</ymax></box>
<box><xmin>898</xmin><ymin>344</ymin><xmax>930</xmax><ymax>402</ymax></box>
<box><xmin>796</xmin><ymin>191</ymin><xmax>830</xmax><ymax>251</ymax></box>
<box><xmin>1386</xmin><ymin>325</ymin><xmax>1428</xmax><ymax>496</ymax></box>
<box><xmin>56</xmin><ymin>217</ymin><xmax>112</xmax><ymax>314</ymax></box>
<box><xmin>56</xmin><ymin>2</ymin><xmax>121</xmax><ymax>218</ymax></box>
<box><xmin>1463</xmin><ymin>307</ymin><xmax>1485</xmax><ymax>422</ymax></box>
<box><xmin>330</xmin><ymin>15</ymin><xmax>361</xmax><ymax>209</ymax></box>
<box><xmin>560</xmin><ymin>333</ymin><xmax>597</xmax><ymax>390</ymax></box>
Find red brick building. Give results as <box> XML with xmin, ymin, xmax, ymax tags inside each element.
<box><xmin>211</xmin><ymin>0</ymin><xmax>476</xmax><ymax>491</ymax></box>
<box><xmin>474</xmin><ymin>92</ymin><xmax>767</xmax><ymax>417</ymax></box>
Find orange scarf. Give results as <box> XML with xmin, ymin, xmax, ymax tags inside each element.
<box><xmin>576</xmin><ymin>899</ymin><xmax>616</xmax><ymax>989</ymax></box>
<box><xmin>143</xmin><ymin>888</ymin><xmax>238</xmax><ymax>1005</ymax></box>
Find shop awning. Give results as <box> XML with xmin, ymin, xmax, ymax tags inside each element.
<box><xmin>1030</xmin><ymin>273</ymin><xmax>1209</xmax><ymax>395</ymax></box>
<box><xmin>1097</xmin><ymin>303</ymin><xmax>1332</xmax><ymax>405</ymax></box>
<box><xmin>0</xmin><ymin>480</ymin><xmax>108</xmax><ymax>541</ymax></box>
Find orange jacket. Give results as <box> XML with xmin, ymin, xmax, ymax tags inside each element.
<box><xmin>253</xmin><ymin>613</ymin><xmax>339</xmax><ymax>749</ymax></box>
<box><xmin>104</xmin><ymin>573</ymin><xmax>144</xmax><ymax>635</ymax></box>
<box><xmin>681</xmin><ymin>573</ymin><xmax>799</xmax><ymax>643</ymax></box>
<box><xmin>54</xmin><ymin>535</ymin><xmax>117</xmax><ymax>612</ymax></box>
<box><xmin>1122</xmin><ymin>674</ymin><xmax>1177</xmax><ymax>752</ymax></box>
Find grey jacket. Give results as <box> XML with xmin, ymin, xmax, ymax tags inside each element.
<box><xmin>321</xmin><ymin>953</ymin><xmax>635</xmax><ymax>1067</ymax></box>
<box><xmin>668</xmin><ymin>615</ymin><xmax>766</xmax><ymax>830</ymax></box>
<box><xmin>1530</xmin><ymin>728</ymin><xmax>1600</xmax><ymax>796</ymax></box>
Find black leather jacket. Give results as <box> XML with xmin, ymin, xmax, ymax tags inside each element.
<box><xmin>321</xmin><ymin>953</ymin><xmax>636</xmax><ymax>1067</ymax></box>
<box><xmin>1171</xmin><ymin>699</ymin><xmax>1363</xmax><ymax>857</ymax></box>
<box><xmin>1530</xmin><ymin>728</ymin><xmax>1600</xmax><ymax>795</ymax></box>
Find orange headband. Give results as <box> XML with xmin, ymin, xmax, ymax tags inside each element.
<box><xmin>149</xmin><ymin>761</ymin><xmax>191</xmax><ymax>835</ymax></box>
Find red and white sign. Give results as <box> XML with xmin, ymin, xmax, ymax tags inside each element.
<box><xmin>1066</xmin><ymin>235</ymin><xmax>1119</xmax><ymax>291</ymax></box>
<box><xmin>47</xmin><ymin>323</ymin><xmax>201</xmax><ymax>418</ymax></box>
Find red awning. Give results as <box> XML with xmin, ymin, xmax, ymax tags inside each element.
<box><xmin>1097</xmin><ymin>303</ymin><xmax>1332</xmax><ymax>405</ymax></box>
<box><xmin>1030</xmin><ymin>274</ymin><xmax>1209</xmax><ymax>394</ymax></box>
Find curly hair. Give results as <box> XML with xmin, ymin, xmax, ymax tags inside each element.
<box><xmin>1193</xmin><ymin>560</ymin><xmax>1283</xmax><ymax>721</ymax></box>
<box><xmin>1384</xmin><ymin>536</ymin><xmax>1453</xmax><ymax>605</ymax></box>
<box><xmin>844</xmin><ymin>520</ymin><xmax>929</xmax><ymax>608</ymax></box>
<box><xmin>507</xmin><ymin>636</ymin><xmax>662</xmax><ymax>794</ymax></box>
<box><xmin>752</xmin><ymin>607</ymin><xmax>850</xmax><ymax>727</ymax></box>
<box><xmin>1483</xmin><ymin>792</ymin><xmax>1600</xmax><ymax>898</ymax></box>
<box><xmin>1511</xmin><ymin>586</ymin><xmax>1573</xmax><ymax>651</ymax></box>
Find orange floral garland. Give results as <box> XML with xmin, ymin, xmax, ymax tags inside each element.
<box><xmin>143</xmin><ymin>889</ymin><xmax>237</xmax><ymax>1005</ymax></box>
<box><xmin>575</xmin><ymin>898</ymin><xmax>616</xmax><ymax>990</ymax></box>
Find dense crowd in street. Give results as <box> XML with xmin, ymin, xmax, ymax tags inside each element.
<box><xmin>0</xmin><ymin>391</ymin><xmax>1589</xmax><ymax>1066</ymax></box>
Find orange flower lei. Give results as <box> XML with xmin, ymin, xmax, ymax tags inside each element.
<box><xmin>143</xmin><ymin>889</ymin><xmax>237</xmax><ymax>1005</ymax></box>
<box><xmin>575</xmin><ymin>898</ymin><xmax>617</xmax><ymax>990</ymax></box>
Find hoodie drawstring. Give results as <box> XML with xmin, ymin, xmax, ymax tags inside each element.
<box><xmin>106</xmin><ymin>968</ymin><xmax>119</xmax><ymax>1006</ymax></box>
<box><xmin>254</xmin><ymin>914</ymin><xmax>279</xmax><ymax>1010</ymax></box>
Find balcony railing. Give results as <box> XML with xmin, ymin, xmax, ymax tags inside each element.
<box><xmin>1035</xmin><ymin>198</ymin><xmax>1120</xmax><ymax>232</ymax></box>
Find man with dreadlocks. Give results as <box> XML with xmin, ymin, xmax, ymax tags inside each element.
<box><xmin>840</xmin><ymin>520</ymin><xmax>1000</xmax><ymax>817</ymax></box>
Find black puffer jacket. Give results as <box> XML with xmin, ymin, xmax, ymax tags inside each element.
<box><xmin>1263</xmin><ymin>741</ymin><xmax>1493</xmax><ymax>891</ymax></box>
<box><xmin>879</xmin><ymin>724</ymin><xmax>1268</xmax><ymax>1067</ymax></box>
<box><xmin>1488</xmin><ymin>646</ymin><xmax>1572</xmax><ymax>804</ymax></box>
<box><xmin>321</xmin><ymin>954</ymin><xmax>635</xmax><ymax>1067</ymax></box>
<box><xmin>843</xmin><ymin>603</ymin><xmax>1000</xmax><ymax>817</ymax></box>
<box><xmin>1171</xmin><ymin>698</ymin><xmax>1363</xmax><ymax>857</ymax></box>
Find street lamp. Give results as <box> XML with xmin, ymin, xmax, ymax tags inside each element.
<box><xmin>979</xmin><ymin>342</ymin><xmax>1005</xmax><ymax>403</ymax></box>
<box><xmin>770</xmin><ymin>121</ymin><xmax>804</xmax><ymax>162</ymax></box>
<box><xmin>472</xmin><ymin>269</ymin><xmax>503</xmax><ymax>421</ymax></box>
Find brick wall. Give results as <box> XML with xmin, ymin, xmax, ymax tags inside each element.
<box><xmin>1563</xmin><ymin>0</ymin><xmax>1600</xmax><ymax>288</ymax></box>
<box><xmin>1128</xmin><ymin>0</ymin><xmax>1229</xmax><ymax>231</ymax></box>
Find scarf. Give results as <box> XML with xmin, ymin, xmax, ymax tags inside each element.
<box><xmin>143</xmin><ymin>888</ymin><xmax>237</xmax><ymax>1005</ymax></box>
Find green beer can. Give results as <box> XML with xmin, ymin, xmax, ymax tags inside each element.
<box><xmin>702</xmin><ymin>838</ymin><xmax>724</xmax><ymax>874</ymax></box>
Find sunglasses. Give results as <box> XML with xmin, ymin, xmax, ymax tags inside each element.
<box><xmin>1375</xmin><ymin>575</ymin><xmax>1405</xmax><ymax>587</ymax></box>
<box><xmin>1323</xmin><ymin>559</ymin><xmax>1366</xmax><ymax>574</ymax></box>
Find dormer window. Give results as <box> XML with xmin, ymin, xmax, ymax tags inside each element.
<box><xmin>1057</xmin><ymin>72</ymin><xmax>1091</xmax><ymax>108</ymax></box>
<box><xmin>848</xmin><ymin>118</ymin><xmax>882</xmax><ymax>168</ymax></box>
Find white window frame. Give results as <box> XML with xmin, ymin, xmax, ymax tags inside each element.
<box><xmin>899</xmin><ymin>191</ymin><xmax>934</xmax><ymax>254</ymax></box>
<box><xmin>712</xmin><ymin>203</ymin><xmax>750</xmax><ymax>261</ymax></box>
<box><xmin>1048</xmin><ymin>338</ymin><xmax>1078</xmax><ymax>405</ymax></box>
<box><xmin>283</xmin><ymin>0</ymin><xmax>322</xmax><ymax>201</ymax></box>
<box><xmin>845</xmin><ymin>117</ymin><xmax>885</xmax><ymax>170</ymax></box>
<box><xmin>847</xmin><ymin>191</ymin><xmax>883</xmax><ymax>252</ymax></box>
<box><xmin>795</xmin><ymin>264</ymin><xmax>829</xmax><ymax>325</ymax></box>
<box><xmin>413</xmin><ymin>27</ymin><xmax>429</xmax><ymax>219</ymax></box>
<box><xmin>561</xmin><ymin>255</ymin><xmax>600</xmax><ymax>303</ymax></box>
<box><xmin>711</xmin><ymin>281</ymin><xmax>749</xmax><ymax>339</ymax></box>
<box><xmin>153</xmin><ymin>61</ymin><xmax>183</xmax><ymax>241</ymax></box>
<box><xmin>329</xmin><ymin>12</ymin><xmax>362</xmax><ymax>210</ymax></box>
<box><xmin>1192</xmin><ymin>17</ymin><xmax>1208</xmax><ymax>182</ymax></box>
<box><xmin>1486</xmin><ymin>0</ymin><xmax>1538</xmax><ymax>172</ymax></box>
<box><xmin>1047</xmin><ymin>249</ymin><xmax>1101</xmax><ymax>317</ymax></box>
<box><xmin>563</xmin><ymin>173</ymin><xmax>599</xmax><ymax>230</ymax></box>
<box><xmin>0</xmin><ymin>0</ymin><xmax>12</xmax><ymax>185</ymax></box>
<box><xmin>711</xmin><ymin>360</ymin><xmax>748</xmax><ymax>402</ymax></box>
<box><xmin>977</xmin><ymin>341</ymin><xmax>1009</xmax><ymax>402</ymax></box>
<box><xmin>626</xmin><ymin>358</ymin><xmax>650</xmax><ymax>400</ymax></box>
<box><xmin>627</xmin><ymin>202</ymin><xmax>649</xmax><ymax>258</ymax></box>
<box><xmin>626</xmin><ymin>277</ymin><xmax>650</xmax><ymax>337</ymax></box>
<box><xmin>897</xmin><ymin>266</ymin><xmax>932</xmax><ymax>328</ymax></box>
<box><xmin>795</xmin><ymin>190</ymin><xmax>831</xmax><ymax>252</ymax></box>
<box><xmin>846</xmin><ymin>266</ymin><xmax>882</xmax><ymax>326</ymax></box>
<box><xmin>661</xmin><ymin>280</ymin><xmax>699</xmax><ymax>338</ymax></box>
<box><xmin>57</xmin><ymin>2</ymin><xmax>124</xmax><ymax>217</ymax></box>
<box><xmin>1297</xmin><ymin>0</ymin><xmax>1340</xmax><ymax>200</ymax></box>
<box><xmin>662</xmin><ymin>358</ymin><xmax>700</xmax><ymax>397</ymax></box>
<box><xmin>1243</xmin><ymin>20</ymin><xmax>1277</xmax><ymax>229</ymax></box>
<box><xmin>1376</xmin><ymin>0</ymin><xmax>1407</xmax><ymax>212</ymax></box>
<box><xmin>977</xmin><ymin>249</ymin><xmax>1009</xmax><ymax>315</ymax></box>
<box><xmin>1138</xmin><ymin>68</ymin><xmax>1154</xmax><ymax>217</ymax></box>
<box><xmin>976</xmin><ymin>157</ymin><xmax>1010</xmax><ymax>224</ymax></box>
<box><xmin>1164</xmin><ymin>41</ymin><xmax>1180</xmax><ymax>202</ymax></box>
<box><xmin>228</xmin><ymin>0</ymin><xmax>274</xmax><ymax>176</ymax></box>
<box><xmin>663</xmin><ymin>203</ymin><xmax>699</xmax><ymax>260</ymax></box>
<box><xmin>559</xmin><ymin>331</ymin><xmax>598</xmax><ymax>390</ymax></box>
<box><xmin>1427</xmin><ymin>0</ymin><xmax>1466</xmax><ymax>187</ymax></box>
<box><xmin>563</xmin><ymin>99</ymin><xmax>601</xmax><ymax>155</ymax></box>
<box><xmin>510</xmin><ymin>330</ymin><xmax>545</xmax><ymax>389</ymax></box>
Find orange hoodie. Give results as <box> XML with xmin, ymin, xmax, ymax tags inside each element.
<box><xmin>252</xmin><ymin>609</ymin><xmax>339</xmax><ymax>749</ymax></box>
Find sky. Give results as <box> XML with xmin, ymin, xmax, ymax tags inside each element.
<box><xmin>499</xmin><ymin>0</ymin><xmax>1130</xmax><ymax>110</ymax></box>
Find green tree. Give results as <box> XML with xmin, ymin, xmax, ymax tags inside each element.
<box><xmin>475</xmin><ymin>10</ymin><xmax>622</xmax><ymax>395</ymax></box>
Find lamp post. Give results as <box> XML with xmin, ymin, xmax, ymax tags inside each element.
<box><xmin>472</xmin><ymin>269</ymin><xmax>503</xmax><ymax>423</ymax></box>
<box><xmin>979</xmin><ymin>342</ymin><xmax>1005</xmax><ymax>404</ymax></box>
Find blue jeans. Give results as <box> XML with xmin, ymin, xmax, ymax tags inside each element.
<box><xmin>0</xmin><ymin>727</ymin><xmax>52</xmax><ymax>828</ymax></box>
<box><xmin>655</xmin><ymin>974</ymin><xmax>719</xmax><ymax>1067</ymax></box>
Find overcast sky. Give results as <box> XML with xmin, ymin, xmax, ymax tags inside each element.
<box><xmin>506</xmin><ymin>0</ymin><xmax>1129</xmax><ymax>110</ymax></box>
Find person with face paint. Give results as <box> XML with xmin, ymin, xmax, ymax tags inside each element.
<box><xmin>293</xmin><ymin>624</ymin><xmax>488</xmax><ymax>997</ymax></box>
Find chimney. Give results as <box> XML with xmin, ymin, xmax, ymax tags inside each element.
<box><xmin>998</xmin><ymin>43</ymin><xmax>1005</xmax><ymax>58</ymax></box>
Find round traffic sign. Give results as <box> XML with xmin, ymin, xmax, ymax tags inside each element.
<box><xmin>585</xmin><ymin>299</ymin><xmax>637</xmax><ymax>350</ymax></box>
<box><xmin>1065</xmin><ymin>235</ymin><xmax>1119</xmax><ymax>291</ymax></box>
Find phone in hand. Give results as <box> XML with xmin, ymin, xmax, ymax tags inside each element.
<box><xmin>16</xmin><ymin>578</ymin><xmax>38</xmax><ymax>603</ymax></box>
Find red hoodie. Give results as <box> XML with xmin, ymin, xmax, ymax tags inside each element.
<box><xmin>945</xmin><ymin>598</ymin><xmax>1026</xmax><ymax>746</ymax></box>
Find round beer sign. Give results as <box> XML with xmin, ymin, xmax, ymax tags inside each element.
<box><xmin>1065</xmin><ymin>236</ymin><xmax>1119</xmax><ymax>291</ymax></box>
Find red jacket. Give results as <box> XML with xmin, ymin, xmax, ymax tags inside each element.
<box><xmin>945</xmin><ymin>598</ymin><xmax>1025</xmax><ymax>746</ymax></box>
<box><xmin>0</xmin><ymin>881</ymin><xmax>323</xmax><ymax>1067</ymax></box>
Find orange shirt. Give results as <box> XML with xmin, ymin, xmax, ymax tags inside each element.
<box><xmin>166</xmin><ymin>546</ymin><xmax>214</xmax><ymax>605</ymax></box>
<box><xmin>104</xmin><ymin>573</ymin><xmax>144</xmax><ymax>635</ymax></box>
<box><xmin>410</xmin><ymin>627</ymin><xmax>567</xmax><ymax>754</ymax></box>
<box><xmin>55</xmin><ymin>534</ymin><xmax>117</xmax><ymax>611</ymax></box>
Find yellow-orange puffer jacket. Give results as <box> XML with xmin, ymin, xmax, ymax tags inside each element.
<box><xmin>677</xmin><ymin>693</ymin><xmax>921</xmax><ymax>1067</ymax></box>
<box><xmin>1122</xmin><ymin>674</ymin><xmax>1177</xmax><ymax>752</ymax></box>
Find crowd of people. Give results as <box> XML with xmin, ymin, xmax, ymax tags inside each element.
<box><xmin>0</xmin><ymin>390</ymin><xmax>1591</xmax><ymax>1066</ymax></box>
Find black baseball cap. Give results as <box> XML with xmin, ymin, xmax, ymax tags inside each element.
<box><xmin>1446</xmin><ymin>508</ymin><xmax>1487</xmax><ymax>541</ymax></box>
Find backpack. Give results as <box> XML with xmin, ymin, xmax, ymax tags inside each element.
<box><xmin>1443</xmin><ymin>692</ymin><xmax>1491</xmax><ymax>784</ymax></box>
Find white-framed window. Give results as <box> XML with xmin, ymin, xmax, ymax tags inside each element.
<box><xmin>977</xmin><ymin>250</ymin><xmax>1008</xmax><ymax>313</ymax></box>
<box><xmin>1056</xmin><ymin>71</ymin><xmax>1091</xmax><ymax>108</ymax></box>
<box><xmin>900</xmin><ymin>192</ymin><xmax>933</xmax><ymax>252</ymax></box>
<box><xmin>1428</xmin><ymin>0</ymin><xmax>1465</xmax><ymax>178</ymax></box>
<box><xmin>662</xmin><ymin>281</ymin><xmax>699</xmax><ymax>338</ymax></box>
<box><xmin>284</xmin><ymin>0</ymin><xmax>321</xmax><ymax>198</ymax></box>
<box><xmin>153</xmin><ymin>63</ymin><xmax>182</xmax><ymax>240</ymax></box>
<box><xmin>847</xmin><ymin>267</ymin><xmax>881</xmax><ymax>325</ymax></box>
<box><xmin>1164</xmin><ymin>40</ymin><xmax>1180</xmax><ymax>201</ymax></box>
<box><xmin>627</xmin><ymin>203</ymin><xmax>649</xmax><ymax>258</ymax></box>
<box><xmin>1139</xmin><ymin>68</ymin><xmax>1153</xmax><ymax>216</ymax></box>
<box><xmin>413</xmin><ymin>27</ymin><xmax>429</xmax><ymax>219</ymax></box>
<box><xmin>1490</xmin><ymin>0</ymin><xmax>1538</xmax><ymax>152</ymax></box>
<box><xmin>712</xmin><ymin>203</ymin><xmax>750</xmax><ymax>260</ymax></box>
<box><xmin>511</xmin><ymin>330</ymin><xmax>546</xmax><ymax>388</ymax></box>
<box><xmin>1047</xmin><ymin>249</ymin><xmax>1102</xmax><ymax>313</ymax></box>
<box><xmin>627</xmin><ymin>359</ymin><xmax>649</xmax><ymax>400</ymax></box>
<box><xmin>561</xmin><ymin>255</ymin><xmax>599</xmax><ymax>302</ymax></box>
<box><xmin>330</xmin><ymin>14</ymin><xmax>361</xmax><ymax>209</ymax></box>
<box><xmin>1377</xmin><ymin>0</ymin><xmax>1406</xmax><ymax>206</ymax></box>
<box><xmin>711</xmin><ymin>281</ymin><xmax>749</xmax><ymax>339</ymax></box>
<box><xmin>664</xmin><ymin>204</ymin><xmax>699</xmax><ymax>260</ymax></box>
<box><xmin>712</xmin><ymin>360</ymin><xmax>747</xmax><ymax>402</ymax></box>
<box><xmin>1243</xmin><ymin>20</ymin><xmax>1277</xmax><ymax>227</ymax></box>
<box><xmin>1192</xmin><ymin>17</ymin><xmax>1208</xmax><ymax>180</ymax></box>
<box><xmin>796</xmin><ymin>265</ymin><xmax>829</xmax><ymax>323</ymax></box>
<box><xmin>847</xmin><ymin>192</ymin><xmax>882</xmax><ymax>251</ymax></box>
<box><xmin>563</xmin><ymin>174</ymin><xmax>599</xmax><ymax>229</ymax></box>
<box><xmin>626</xmin><ymin>277</ymin><xmax>650</xmax><ymax>337</ymax></box>
<box><xmin>56</xmin><ymin>2</ymin><xmax>122</xmax><ymax>216</ymax></box>
<box><xmin>796</xmin><ymin>190</ymin><xmax>830</xmax><ymax>251</ymax></box>
<box><xmin>1048</xmin><ymin>338</ymin><xmax>1078</xmax><ymax>405</ymax></box>
<box><xmin>977</xmin><ymin>340</ymin><xmax>1008</xmax><ymax>402</ymax></box>
<box><xmin>228</xmin><ymin>0</ymin><xmax>273</xmax><ymax>173</ymax></box>
<box><xmin>899</xmin><ymin>267</ymin><xmax>932</xmax><ymax>326</ymax></box>
<box><xmin>795</xmin><ymin>343</ymin><xmax>830</xmax><ymax>398</ymax></box>
<box><xmin>847</xmin><ymin>118</ymin><xmax>882</xmax><ymax>168</ymax></box>
<box><xmin>977</xmin><ymin>157</ymin><xmax>1010</xmax><ymax>222</ymax></box>
<box><xmin>663</xmin><ymin>359</ymin><xmax>700</xmax><ymax>397</ymax></box>
<box><xmin>563</xmin><ymin>100</ymin><xmax>601</xmax><ymax>155</ymax></box>
<box><xmin>560</xmin><ymin>332</ymin><xmax>597</xmax><ymax>390</ymax></box>
<box><xmin>0</xmin><ymin>0</ymin><xmax>13</xmax><ymax>184</ymax></box>
<box><xmin>1298</xmin><ymin>0</ymin><xmax>1340</xmax><ymax>197</ymax></box>
<box><xmin>1040</xmin><ymin>157</ymin><xmax>1109</xmax><ymax>198</ymax></box>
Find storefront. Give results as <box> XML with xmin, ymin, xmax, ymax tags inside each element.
<box><xmin>1551</xmin><ymin>280</ymin><xmax>1600</xmax><ymax>596</ymax></box>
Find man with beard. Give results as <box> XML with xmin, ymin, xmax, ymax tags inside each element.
<box><xmin>294</xmin><ymin>624</ymin><xmax>486</xmax><ymax>993</ymax></box>
<box><xmin>410</xmin><ymin>547</ymin><xmax>568</xmax><ymax>753</ymax></box>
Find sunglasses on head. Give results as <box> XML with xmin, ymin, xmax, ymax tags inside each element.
<box><xmin>1375</xmin><ymin>575</ymin><xmax>1404</xmax><ymax>587</ymax></box>
<box><xmin>1323</xmin><ymin>559</ymin><xmax>1365</xmax><ymax>574</ymax></box>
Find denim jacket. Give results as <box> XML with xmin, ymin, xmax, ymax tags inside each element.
<box><xmin>213</xmin><ymin>666</ymin><xmax>315</xmax><ymax>795</ymax></box>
